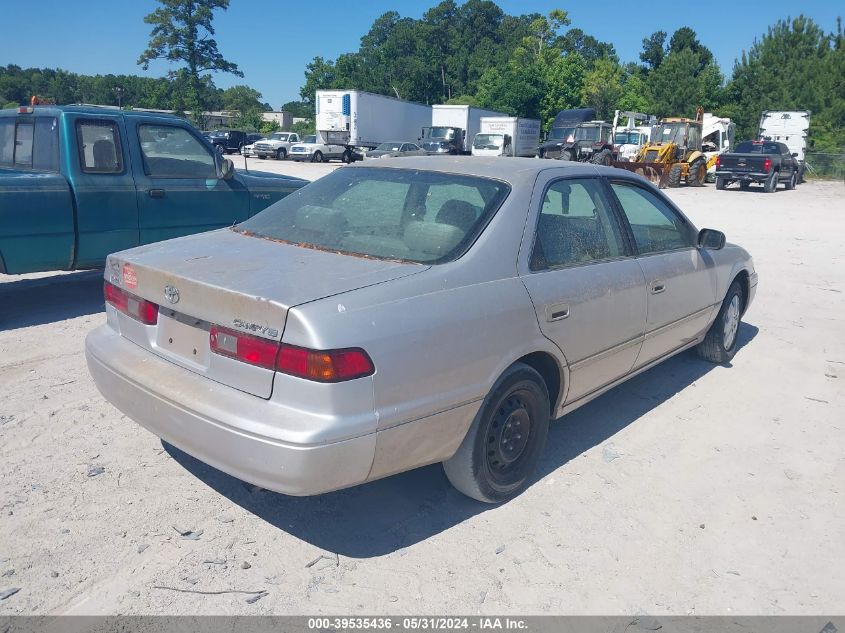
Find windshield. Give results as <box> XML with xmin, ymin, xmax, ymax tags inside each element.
<box><xmin>235</xmin><ymin>167</ymin><xmax>510</xmax><ymax>264</ymax></box>
<box><xmin>303</xmin><ymin>135</ymin><xmax>317</xmax><ymax>144</ymax></box>
<box><xmin>574</xmin><ymin>125</ymin><xmax>600</xmax><ymax>141</ymax></box>
<box><xmin>735</xmin><ymin>141</ymin><xmax>780</xmax><ymax>154</ymax></box>
<box><xmin>375</xmin><ymin>143</ymin><xmax>403</xmax><ymax>151</ymax></box>
<box><xmin>548</xmin><ymin>126</ymin><xmax>575</xmax><ymax>140</ymax></box>
<box><xmin>614</xmin><ymin>132</ymin><xmax>641</xmax><ymax>145</ymax></box>
<box><xmin>654</xmin><ymin>123</ymin><xmax>687</xmax><ymax>145</ymax></box>
<box><xmin>270</xmin><ymin>133</ymin><xmax>289</xmax><ymax>141</ymax></box>
<box><xmin>428</xmin><ymin>127</ymin><xmax>455</xmax><ymax>140</ymax></box>
<box><xmin>473</xmin><ymin>134</ymin><xmax>503</xmax><ymax>149</ymax></box>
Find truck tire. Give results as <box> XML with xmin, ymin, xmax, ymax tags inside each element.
<box><xmin>312</xmin><ymin>151</ymin><xmax>324</xmax><ymax>163</ymax></box>
<box><xmin>342</xmin><ymin>149</ymin><xmax>354</xmax><ymax>164</ymax></box>
<box><xmin>798</xmin><ymin>163</ymin><xmax>806</xmax><ymax>183</ymax></box>
<box><xmin>559</xmin><ymin>150</ymin><xmax>574</xmax><ymax>161</ymax></box>
<box><xmin>763</xmin><ymin>170</ymin><xmax>778</xmax><ymax>193</ymax></box>
<box><xmin>667</xmin><ymin>164</ymin><xmax>683</xmax><ymax>188</ymax></box>
<box><xmin>716</xmin><ymin>177</ymin><xmax>727</xmax><ymax>190</ymax></box>
<box><xmin>739</xmin><ymin>181</ymin><xmax>750</xmax><ymax>191</ymax></box>
<box><xmin>785</xmin><ymin>169</ymin><xmax>797</xmax><ymax>190</ymax></box>
<box><xmin>443</xmin><ymin>362</ymin><xmax>549</xmax><ymax>503</ymax></box>
<box><xmin>590</xmin><ymin>149</ymin><xmax>612</xmax><ymax>167</ymax></box>
<box><xmin>687</xmin><ymin>159</ymin><xmax>706</xmax><ymax>186</ymax></box>
<box><xmin>276</xmin><ymin>148</ymin><xmax>286</xmax><ymax>160</ymax></box>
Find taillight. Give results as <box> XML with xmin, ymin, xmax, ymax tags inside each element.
<box><xmin>209</xmin><ymin>327</ymin><xmax>375</xmax><ymax>382</ymax></box>
<box><xmin>104</xmin><ymin>281</ymin><xmax>158</xmax><ymax>325</ymax></box>
<box><xmin>715</xmin><ymin>155</ymin><xmax>721</xmax><ymax>168</ymax></box>
<box><xmin>210</xmin><ymin>325</ymin><xmax>279</xmax><ymax>370</ymax></box>
<box><xmin>763</xmin><ymin>158</ymin><xmax>771</xmax><ymax>172</ymax></box>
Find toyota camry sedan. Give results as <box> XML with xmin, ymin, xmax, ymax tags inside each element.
<box><xmin>86</xmin><ymin>157</ymin><xmax>757</xmax><ymax>503</ymax></box>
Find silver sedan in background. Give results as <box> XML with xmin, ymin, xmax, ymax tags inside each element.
<box><xmin>365</xmin><ymin>142</ymin><xmax>427</xmax><ymax>159</ymax></box>
<box><xmin>86</xmin><ymin>158</ymin><xmax>757</xmax><ymax>503</ymax></box>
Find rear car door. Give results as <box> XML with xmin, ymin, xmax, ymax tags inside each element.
<box><xmin>608</xmin><ymin>179</ymin><xmax>718</xmax><ymax>368</ymax></box>
<box><xmin>127</xmin><ymin>120</ymin><xmax>250</xmax><ymax>244</ymax></box>
<box><xmin>519</xmin><ymin>174</ymin><xmax>647</xmax><ymax>403</ymax></box>
<box><xmin>71</xmin><ymin>115</ymin><xmax>140</xmax><ymax>268</ymax></box>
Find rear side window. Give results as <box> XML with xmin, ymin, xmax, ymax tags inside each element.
<box><xmin>138</xmin><ymin>124</ymin><xmax>216</xmax><ymax>179</ymax></box>
<box><xmin>0</xmin><ymin>117</ymin><xmax>59</xmax><ymax>171</ymax></box>
<box><xmin>236</xmin><ymin>167</ymin><xmax>510</xmax><ymax>264</ymax></box>
<box><xmin>76</xmin><ymin>120</ymin><xmax>123</xmax><ymax>174</ymax></box>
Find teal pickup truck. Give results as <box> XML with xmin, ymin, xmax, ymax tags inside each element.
<box><xmin>0</xmin><ymin>105</ymin><xmax>306</xmax><ymax>274</ymax></box>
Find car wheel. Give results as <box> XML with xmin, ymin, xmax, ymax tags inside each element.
<box><xmin>312</xmin><ymin>151</ymin><xmax>324</xmax><ymax>163</ymax></box>
<box><xmin>216</xmin><ymin>145</ymin><xmax>225</xmax><ymax>155</ymax></box>
<box><xmin>715</xmin><ymin>177</ymin><xmax>727</xmax><ymax>190</ymax></box>
<box><xmin>667</xmin><ymin>164</ymin><xmax>683</xmax><ymax>188</ymax></box>
<box><xmin>696</xmin><ymin>280</ymin><xmax>744</xmax><ymax>364</ymax></box>
<box><xmin>687</xmin><ymin>158</ymin><xmax>706</xmax><ymax>186</ymax></box>
<box><xmin>763</xmin><ymin>169</ymin><xmax>778</xmax><ymax>193</ymax></box>
<box><xmin>443</xmin><ymin>362</ymin><xmax>550</xmax><ymax>503</ymax></box>
<box><xmin>276</xmin><ymin>148</ymin><xmax>286</xmax><ymax>160</ymax></box>
<box><xmin>785</xmin><ymin>170</ymin><xmax>797</xmax><ymax>190</ymax></box>
<box><xmin>342</xmin><ymin>149</ymin><xmax>354</xmax><ymax>164</ymax></box>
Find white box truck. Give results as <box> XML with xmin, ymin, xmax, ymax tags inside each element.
<box><xmin>471</xmin><ymin>117</ymin><xmax>541</xmax><ymax>157</ymax></box>
<box><xmin>312</xmin><ymin>90</ymin><xmax>432</xmax><ymax>162</ymax></box>
<box><xmin>420</xmin><ymin>104</ymin><xmax>508</xmax><ymax>155</ymax></box>
<box><xmin>758</xmin><ymin>110</ymin><xmax>810</xmax><ymax>181</ymax></box>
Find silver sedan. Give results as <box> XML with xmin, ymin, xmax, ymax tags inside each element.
<box><xmin>86</xmin><ymin>158</ymin><xmax>757</xmax><ymax>503</ymax></box>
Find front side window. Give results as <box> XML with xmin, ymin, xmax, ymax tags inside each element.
<box><xmin>235</xmin><ymin>167</ymin><xmax>510</xmax><ymax>264</ymax></box>
<box><xmin>76</xmin><ymin>120</ymin><xmax>123</xmax><ymax>174</ymax></box>
<box><xmin>574</xmin><ymin>126</ymin><xmax>599</xmax><ymax>141</ymax></box>
<box><xmin>610</xmin><ymin>181</ymin><xmax>695</xmax><ymax>255</ymax></box>
<box><xmin>530</xmin><ymin>178</ymin><xmax>624</xmax><ymax>270</ymax></box>
<box><xmin>138</xmin><ymin>124</ymin><xmax>216</xmax><ymax>179</ymax></box>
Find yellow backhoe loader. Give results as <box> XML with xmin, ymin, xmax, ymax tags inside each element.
<box><xmin>612</xmin><ymin>107</ymin><xmax>707</xmax><ymax>188</ymax></box>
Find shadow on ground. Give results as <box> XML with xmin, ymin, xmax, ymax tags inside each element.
<box><xmin>0</xmin><ymin>271</ymin><xmax>104</xmax><ymax>330</ymax></box>
<box><xmin>167</xmin><ymin>323</ymin><xmax>759</xmax><ymax>558</ymax></box>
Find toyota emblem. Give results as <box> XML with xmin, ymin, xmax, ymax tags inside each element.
<box><xmin>164</xmin><ymin>285</ymin><xmax>180</xmax><ymax>304</ymax></box>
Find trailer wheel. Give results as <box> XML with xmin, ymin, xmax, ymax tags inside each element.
<box><xmin>667</xmin><ymin>164</ymin><xmax>683</xmax><ymax>188</ymax></box>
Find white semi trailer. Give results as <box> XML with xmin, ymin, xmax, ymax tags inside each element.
<box><xmin>471</xmin><ymin>117</ymin><xmax>541</xmax><ymax>157</ymax></box>
<box><xmin>313</xmin><ymin>90</ymin><xmax>432</xmax><ymax>163</ymax></box>
<box><xmin>420</xmin><ymin>104</ymin><xmax>508</xmax><ymax>155</ymax></box>
<box><xmin>758</xmin><ymin>110</ymin><xmax>810</xmax><ymax>180</ymax></box>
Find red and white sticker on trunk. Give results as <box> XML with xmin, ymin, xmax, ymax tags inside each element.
<box><xmin>123</xmin><ymin>263</ymin><xmax>138</xmax><ymax>290</ymax></box>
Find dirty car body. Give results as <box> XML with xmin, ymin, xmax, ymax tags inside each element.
<box><xmin>86</xmin><ymin>157</ymin><xmax>757</xmax><ymax>502</ymax></box>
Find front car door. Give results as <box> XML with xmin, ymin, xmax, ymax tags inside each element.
<box><xmin>607</xmin><ymin>179</ymin><xmax>718</xmax><ymax>368</ymax></box>
<box><xmin>519</xmin><ymin>173</ymin><xmax>647</xmax><ymax>405</ymax></box>
<box><xmin>127</xmin><ymin>120</ymin><xmax>250</xmax><ymax>244</ymax></box>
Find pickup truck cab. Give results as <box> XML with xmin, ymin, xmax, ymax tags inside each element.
<box><xmin>206</xmin><ymin>129</ymin><xmax>249</xmax><ymax>154</ymax></box>
<box><xmin>0</xmin><ymin>106</ymin><xmax>306</xmax><ymax>275</ymax></box>
<box><xmin>252</xmin><ymin>132</ymin><xmax>300</xmax><ymax>160</ymax></box>
<box><xmin>714</xmin><ymin>140</ymin><xmax>799</xmax><ymax>193</ymax></box>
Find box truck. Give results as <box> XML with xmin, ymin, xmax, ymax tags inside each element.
<box><xmin>758</xmin><ymin>110</ymin><xmax>810</xmax><ymax>181</ymax></box>
<box><xmin>471</xmin><ymin>117</ymin><xmax>541</xmax><ymax>157</ymax></box>
<box><xmin>312</xmin><ymin>90</ymin><xmax>432</xmax><ymax>163</ymax></box>
<box><xmin>419</xmin><ymin>105</ymin><xmax>508</xmax><ymax>155</ymax></box>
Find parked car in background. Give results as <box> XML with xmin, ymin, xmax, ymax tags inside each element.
<box><xmin>240</xmin><ymin>133</ymin><xmax>265</xmax><ymax>157</ymax></box>
<box><xmin>252</xmin><ymin>132</ymin><xmax>300</xmax><ymax>160</ymax></box>
<box><xmin>0</xmin><ymin>105</ymin><xmax>306</xmax><ymax>274</ymax></box>
<box><xmin>206</xmin><ymin>129</ymin><xmax>249</xmax><ymax>154</ymax></box>
<box><xmin>86</xmin><ymin>157</ymin><xmax>756</xmax><ymax>503</ymax></box>
<box><xmin>289</xmin><ymin>134</ymin><xmax>351</xmax><ymax>163</ymax></box>
<box><xmin>365</xmin><ymin>142</ymin><xmax>426</xmax><ymax>159</ymax></box>
<box><xmin>714</xmin><ymin>140</ymin><xmax>800</xmax><ymax>192</ymax></box>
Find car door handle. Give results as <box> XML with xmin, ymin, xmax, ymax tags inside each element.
<box><xmin>148</xmin><ymin>188</ymin><xmax>166</xmax><ymax>199</ymax></box>
<box><xmin>544</xmin><ymin>302</ymin><xmax>570</xmax><ymax>322</ymax></box>
<box><xmin>650</xmin><ymin>280</ymin><xmax>666</xmax><ymax>294</ymax></box>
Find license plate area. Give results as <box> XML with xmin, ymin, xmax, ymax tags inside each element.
<box><xmin>155</xmin><ymin>309</ymin><xmax>211</xmax><ymax>370</ymax></box>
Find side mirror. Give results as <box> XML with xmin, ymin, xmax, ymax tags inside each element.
<box><xmin>219</xmin><ymin>157</ymin><xmax>235</xmax><ymax>180</ymax></box>
<box><xmin>698</xmin><ymin>228</ymin><xmax>725</xmax><ymax>250</ymax></box>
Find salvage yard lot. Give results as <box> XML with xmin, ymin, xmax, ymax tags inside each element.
<box><xmin>0</xmin><ymin>171</ymin><xmax>843</xmax><ymax>615</ymax></box>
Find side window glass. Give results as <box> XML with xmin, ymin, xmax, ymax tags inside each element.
<box><xmin>0</xmin><ymin>119</ymin><xmax>14</xmax><ymax>166</ymax></box>
<box><xmin>531</xmin><ymin>178</ymin><xmax>624</xmax><ymax>270</ymax></box>
<box><xmin>76</xmin><ymin>120</ymin><xmax>123</xmax><ymax>174</ymax></box>
<box><xmin>610</xmin><ymin>182</ymin><xmax>695</xmax><ymax>255</ymax></box>
<box><xmin>138</xmin><ymin>125</ymin><xmax>216</xmax><ymax>179</ymax></box>
<box><xmin>33</xmin><ymin>117</ymin><xmax>59</xmax><ymax>171</ymax></box>
<box><xmin>14</xmin><ymin>121</ymin><xmax>34</xmax><ymax>167</ymax></box>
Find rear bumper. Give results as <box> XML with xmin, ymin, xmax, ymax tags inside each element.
<box><xmin>715</xmin><ymin>170</ymin><xmax>769</xmax><ymax>182</ymax></box>
<box><xmin>85</xmin><ymin>325</ymin><xmax>376</xmax><ymax>495</ymax></box>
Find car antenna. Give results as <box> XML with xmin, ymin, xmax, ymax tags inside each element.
<box><xmin>243</xmin><ymin>151</ymin><xmax>249</xmax><ymax>174</ymax></box>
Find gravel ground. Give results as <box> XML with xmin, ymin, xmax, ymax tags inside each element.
<box><xmin>0</xmin><ymin>167</ymin><xmax>843</xmax><ymax>616</ymax></box>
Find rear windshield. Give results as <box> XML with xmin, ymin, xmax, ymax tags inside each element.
<box><xmin>235</xmin><ymin>167</ymin><xmax>510</xmax><ymax>264</ymax></box>
<box><xmin>735</xmin><ymin>141</ymin><xmax>780</xmax><ymax>154</ymax></box>
<box><xmin>0</xmin><ymin>116</ymin><xmax>60</xmax><ymax>171</ymax></box>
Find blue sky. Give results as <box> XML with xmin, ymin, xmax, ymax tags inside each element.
<box><xmin>1</xmin><ymin>0</ymin><xmax>841</xmax><ymax>109</ymax></box>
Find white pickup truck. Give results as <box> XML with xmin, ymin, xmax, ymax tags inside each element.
<box><xmin>252</xmin><ymin>132</ymin><xmax>300</xmax><ymax>160</ymax></box>
<box><xmin>289</xmin><ymin>134</ymin><xmax>351</xmax><ymax>163</ymax></box>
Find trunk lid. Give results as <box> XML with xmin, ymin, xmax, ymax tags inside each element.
<box><xmin>106</xmin><ymin>228</ymin><xmax>426</xmax><ymax>397</ymax></box>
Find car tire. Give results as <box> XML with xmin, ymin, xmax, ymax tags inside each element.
<box><xmin>216</xmin><ymin>145</ymin><xmax>225</xmax><ymax>155</ymax></box>
<box><xmin>785</xmin><ymin>170</ymin><xmax>797</xmax><ymax>190</ymax></box>
<box><xmin>276</xmin><ymin>148</ymin><xmax>286</xmax><ymax>160</ymax></box>
<box><xmin>696</xmin><ymin>280</ymin><xmax>744</xmax><ymax>364</ymax></box>
<box><xmin>687</xmin><ymin>158</ymin><xmax>706</xmax><ymax>186</ymax></box>
<box><xmin>590</xmin><ymin>149</ymin><xmax>612</xmax><ymax>166</ymax></box>
<box><xmin>716</xmin><ymin>177</ymin><xmax>727</xmax><ymax>190</ymax></box>
<box><xmin>667</xmin><ymin>164</ymin><xmax>683</xmax><ymax>188</ymax></box>
<box><xmin>443</xmin><ymin>362</ymin><xmax>550</xmax><ymax>504</ymax></box>
<box><xmin>763</xmin><ymin>170</ymin><xmax>778</xmax><ymax>193</ymax></box>
<box><xmin>312</xmin><ymin>151</ymin><xmax>324</xmax><ymax>163</ymax></box>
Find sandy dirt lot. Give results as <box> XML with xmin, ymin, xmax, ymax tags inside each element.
<box><xmin>1</xmin><ymin>165</ymin><xmax>843</xmax><ymax>616</ymax></box>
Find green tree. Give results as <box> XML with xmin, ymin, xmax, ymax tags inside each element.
<box><xmin>640</xmin><ymin>31</ymin><xmax>667</xmax><ymax>69</ymax></box>
<box><xmin>138</xmin><ymin>0</ymin><xmax>242</xmax><ymax>119</ymax></box>
<box><xmin>581</xmin><ymin>58</ymin><xmax>624</xmax><ymax>120</ymax></box>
